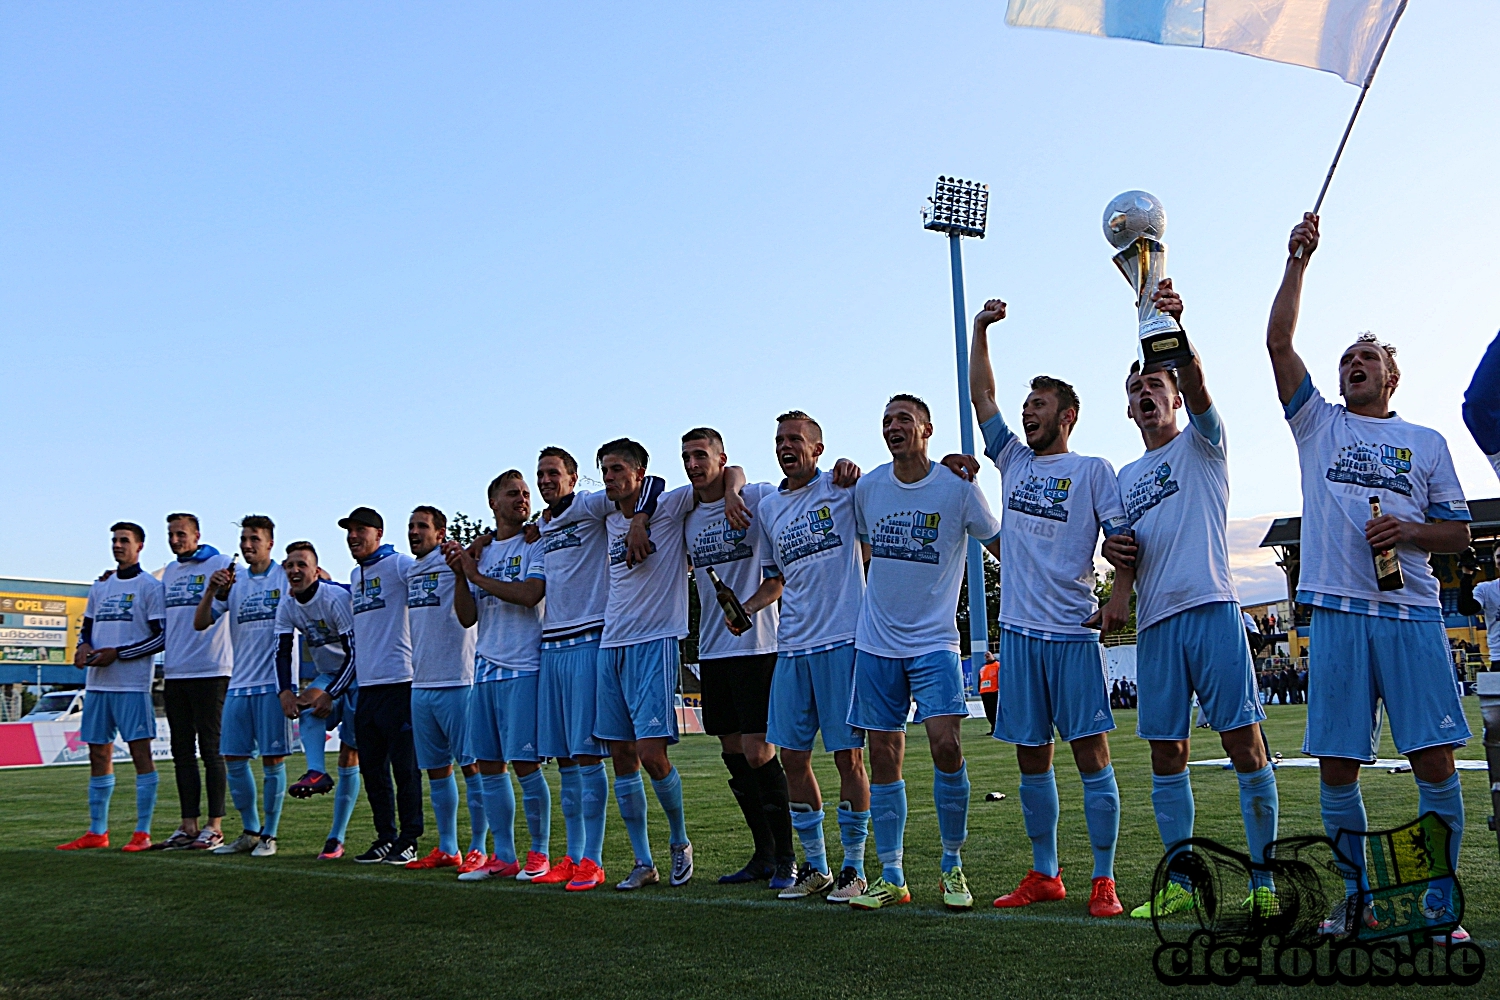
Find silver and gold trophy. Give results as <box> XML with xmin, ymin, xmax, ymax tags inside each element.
<box><xmin>1103</xmin><ymin>190</ymin><xmax>1192</xmax><ymax>368</ymax></box>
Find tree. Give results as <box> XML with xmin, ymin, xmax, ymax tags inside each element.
<box><xmin>446</xmin><ymin>512</ymin><xmax>488</xmax><ymax>547</ymax></box>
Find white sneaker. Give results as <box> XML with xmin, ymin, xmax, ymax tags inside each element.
<box><xmin>251</xmin><ymin>835</ymin><xmax>278</xmax><ymax>857</ymax></box>
<box><xmin>778</xmin><ymin>863</ymin><xmax>834</xmax><ymax>899</ymax></box>
<box><xmin>213</xmin><ymin>831</ymin><xmax>261</xmax><ymax>855</ymax></box>
<box><xmin>826</xmin><ymin>866</ymin><xmax>867</xmax><ymax>904</ymax></box>
<box><xmin>669</xmin><ymin>843</ymin><xmax>694</xmax><ymax>887</ymax></box>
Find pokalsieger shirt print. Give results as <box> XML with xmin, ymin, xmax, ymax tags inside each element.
<box><xmin>407</xmin><ymin>547</ymin><xmax>477</xmax><ymax>688</ymax></box>
<box><xmin>84</xmin><ymin>572</ymin><xmax>167</xmax><ymax>693</ymax></box>
<box><xmin>982</xmin><ymin>413</ymin><xmax>1129</xmax><ymax>637</ymax></box>
<box><xmin>1116</xmin><ymin>406</ymin><xmax>1237</xmax><ymax>631</ymax></box>
<box><xmin>161</xmin><ymin>547</ymin><xmax>234</xmax><ymax>678</ymax></box>
<box><xmin>756</xmin><ymin>470</ymin><xmax>864</xmax><ymax>653</ymax></box>
<box><xmin>538</xmin><ymin>490</ymin><xmax>613</xmax><ymax>640</ymax></box>
<box><xmin>600</xmin><ymin>484</ymin><xmax>696</xmax><ymax>648</ymax></box>
<box><xmin>349</xmin><ymin>545</ymin><xmax>416</xmax><ymax>685</ymax></box>
<box><xmin>687</xmin><ymin>483</ymin><xmax>779</xmax><ymax>659</ymax></box>
<box><xmin>854</xmin><ymin>462</ymin><xmax>1002</xmax><ymax>658</ymax></box>
<box><xmin>275</xmin><ymin>580</ymin><xmax>356</xmax><ymax>678</ymax></box>
<box><xmin>473</xmin><ymin>533</ymin><xmax>545</xmax><ymax>676</ymax></box>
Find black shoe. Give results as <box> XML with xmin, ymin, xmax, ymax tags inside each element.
<box><xmin>718</xmin><ymin>856</ymin><xmax>774</xmax><ymax>884</ymax></box>
<box><xmin>384</xmin><ymin>840</ymin><xmax>420</xmax><ymax>866</ymax></box>
<box><xmin>354</xmin><ymin>839</ymin><xmax>393</xmax><ymax>863</ymax></box>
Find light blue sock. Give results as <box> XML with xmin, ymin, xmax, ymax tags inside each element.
<box><xmin>300</xmin><ymin>710</ymin><xmax>328</xmax><ymax>774</ymax></box>
<box><xmin>1237</xmin><ymin>765</ymin><xmax>1279</xmax><ymax>890</ymax></box>
<box><xmin>134</xmin><ymin>771</ymin><xmax>158</xmax><ymax>834</ymax></box>
<box><xmin>431</xmin><ymin>773</ymin><xmax>460</xmax><ymax>856</ymax></box>
<box><xmin>580</xmin><ymin>763</ymin><xmax>608</xmax><ymax>864</ymax></box>
<box><xmin>481</xmin><ymin>773</ymin><xmax>517</xmax><ymax>864</ymax></box>
<box><xmin>1019</xmin><ymin>769</ymin><xmax>1060</xmax><ymax>878</ymax></box>
<box><xmin>1152</xmin><ymin>770</ymin><xmax>1196</xmax><ymax>888</ymax></box>
<box><xmin>1081</xmin><ymin>764</ymin><xmax>1120</xmax><ymax>880</ymax></box>
<box><xmin>790</xmin><ymin>803</ymin><xmax>828</xmax><ymax>874</ymax></box>
<box><xmin>260</xmin><ymin>763</ymin><xmax>286</xmax><ymax>839</ymax></box>
<box><xmin>329</xmin><ymin>765</ymin><xmax>361</xmax><ymax>843</ymax></box>
<box><xmin>869</xmin><ymin>780</ymin><xmax>907</xmax><ymax>887</ymax></box>
<box><xmin>88</xmin><ymin>774</ymin><xmax>115</xmax><ymax>835</ymax></box>
<box><xmin>615</xmin><ymin>772</ymin><xmax>653</xmax><ymax>865</ymax></box>
<box><xmin>558</xmin><ymin>765</ymin><xmax>585</xmax><ymax>862</ymax></box>
<box><xmin>933</xmin><ymin>763</ymin><xmax>970</xmax><ymax>873</ymax></box>
<box><xmin>464</xmin><ymin>771</ymin><xmax>488</xmax><ymax>854</ymax></box>
<box><xmin>649</xmin><ymin>766</ymin><xmax>689</xmax><ymax>847</ymax></box>
<box><xmin>226</xmin><ymin>759</ymin><xmax>261</xmax><ymax>834</ymax></box>
<box><xmin>837</xmin><ymin>802</ymin><xmax>870</xmax><ymax>879</ymax></box>
<box><xmin>1415</xmin><ymin>773</ymin><xmax>1464</xmax><ymax>871</ymax></box>
<box><xmin>1320</xmin><ymin>780</ymin><xmax>1369</xmax><ymax>895</ymax></box>
<box><xmin>518</xmin><ymin>769</ymin><xmax>552</xmax><ymax>856</ymax></box>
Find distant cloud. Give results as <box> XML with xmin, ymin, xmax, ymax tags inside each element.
<box><xmin>1229</xmin><ymin>514</ymin><xmax>1295</xmax><ymax>605</ymax></box>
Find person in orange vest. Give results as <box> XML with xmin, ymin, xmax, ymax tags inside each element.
<box><xmin>978</xmin><ymin>653</ymin><xmax>999</xmax><ymax>736</ymax></box>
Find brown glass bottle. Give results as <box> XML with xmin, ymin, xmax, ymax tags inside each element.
<box><xmin>1369</xmin><ymin>495</ymin><xmax>1404</xmax><ymax>592</ymax></box>
<box><xmin>704</xmin><ymin>566</ymin><xmax>753</xmax><ymax>632</ymax></box>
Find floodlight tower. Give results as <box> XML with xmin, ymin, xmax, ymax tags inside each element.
<box><xmin>923</xmin><ymin>175</ymin><xmax>991</xmax><ymax>666</ymax></box>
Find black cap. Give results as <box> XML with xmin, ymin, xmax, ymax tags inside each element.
<box><xmin>338</xmin><ymin>506</ymin><xmax>383</xmax><ymax>530</ymax></box>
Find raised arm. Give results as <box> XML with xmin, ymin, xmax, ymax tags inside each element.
<box><xmin>969</xmin><ymin>298</ymin><xmax>1006</xmax><ymax>424</ymax></box>
<box><xmin>1266</xmin><ymin>214</ymin><xmax>1317</xmax><ymax>405</ymax></box>
<box><xmin>1150</xmin><ymin>279</ymin><xmax>1212</xmax><ymax>415</ymax></box>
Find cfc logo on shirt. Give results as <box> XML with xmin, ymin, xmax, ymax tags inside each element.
<box><xmin>1327</xmin><ymin>439</ymin><xmax>1416</xmax><ymax>497</ymax></box>
<box><xmin>1009</xmin><ymin>474</ymin><xmax>1072</xmax><ymax>522</ymax></box>
<box><xmin>1124</xmin><ymin>462</ymin><xmax>1180</xmax><ymax>525</ymax></box>
<box><xmin>870</xmin><ymin>510</ymin><xmax>941</xmax><ymax>565</ymax></box>
<box><xmin>408</xmin><ymin>573</ymin><xmax>443</xmax><ymax>608</ymax></box>
<box><xmin>354</xmin><ymin>576</ymin><xmax>386</xmax><ymax>614</ymax></box>
<box><xmin>691</xmin><ymin>518</ymin><xmax>753</xmax><ymax>568</ymax></box>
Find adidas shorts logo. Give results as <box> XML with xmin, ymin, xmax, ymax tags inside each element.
<box><xmin>1093</xmin><ymin>709</ymin><xmax>1107</xmax><ymax>722</ymax></box>
<box><xmin>1439</xmin><ymin>715</ymin><xmax>1456</xmax><ymax>729</ymax></box>
<box><xmin>648</xmin><ymin>717</ymin><xmax>661</xmax><ymax>727</ymax></box>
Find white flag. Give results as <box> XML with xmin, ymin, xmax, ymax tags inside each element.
<box><xmin>1005</xmin><ymin>0</ymin><xmax>1404</xmax><ymax>85</ymax></box>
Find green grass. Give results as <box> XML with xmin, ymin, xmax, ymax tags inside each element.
<box><xmin>2</xmin><ymin>703</ymin><xmax>1495</xmax><ymax>999</ymax></box>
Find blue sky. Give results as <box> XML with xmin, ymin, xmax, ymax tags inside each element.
<box><xmin>3</xmin><ymin>2</ymin><xmax>1496</xmax><ymax>601</ymax></box>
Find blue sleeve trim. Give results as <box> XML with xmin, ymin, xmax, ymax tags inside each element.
<box><xmin>79</xmin><ymin>617</ymin><xmax>93</xmax><ymax>647</ymax></box>
<box><xmin>117</xmin><ymin>619</ymin><xmax>165</xmax><ymax>660</ymax></box>
<box><xmin>1463</xmin><ymin>331</ymin><xmax>1500</xmax><ymax>455</ymax></box>
<box><xmin>980</xmin><ymin>532</ymin><xmax>1001</xmax><ymax>546</ymax></box>
<box><xmin>1187</xmin><ymin>403</ymin><xmax>1223</xmax><ymax>447</ymax></box>
<box><xmin>980</xmin><ymin>413</ymin><xmax>1015</xmax><ymax>463</ymax></box>
<box><xmin>1427</xmin><ymin>501</ymin><xmax>1473</xmax><ymax>523</ymax></box>
<box><xmin>857</xmin><ymin>533</ymin><xmax>870</xmax><ymax>545</ymax></box>
<box><xmin>635</xmin><ymin>476</ymin><xmax>665</xmax><ymax>518</ymax></box>
<box><xmin>762</xmin><ymin>566</ymin><xmax>782</xmax><ymax>580</ymax></box>
<box><xmin>325</xmin><ymin>633</ymin><xmax>357</xmax><ymax>698</ymax></box>
<box><xmin>1101</xmin><ymin>517</ymin><xmax>1132</xmax><ymax>538</ymax></box>
<box><xmin>1283</xmin><ymin>372</ymin><xmax>1315</xmax><ymax>419</ymax></box>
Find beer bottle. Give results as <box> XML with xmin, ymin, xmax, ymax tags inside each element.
<box><xmin>1369</xmin><ymin>496</ymin><xmax>1404</xmax><ymax>592</ymax></box>
<box><xmin>704</xmin><ymin>566</ymin><xmax>753</xmax><ymax>633</ymax></box>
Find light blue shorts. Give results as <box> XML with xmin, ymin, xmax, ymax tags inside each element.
<box><xmin>468</xmin><ymin>676</ymin><xmax>541</xmax><ymax>763</ymax></box>
<box><xmin>595</xmin><ymin>638</ymin><xmax>680</xmax><ymax>745</ymax></box>
<box><xmin>994</xmin><ymin>629</ymin><xmax>1114</xmax><ymax>746</ymax></box>
<box><xmin>302</xmin><ymin>674</ymin><xmax>358</xmax><ymax>749</ymax></box>
<box><xmin>80</xmin><ymin>691</ymin><xmax>156</xmax><ymax>745</ymax></box>
<box><xmin>1136</xmin><ymin>602</ymin><xmax>1265</xmax><ymax>741</ymax></box>
<box><xmin>848</xmin><ymin>649</ymin><xmax>966</xmax><ymax>732</ymax></box>
<box><xmin>412</xmin><ymin>685</ymin><xmax>475</xmax><ymax>770</ymax></box>
<box><xmin>767</xmin><ymin>644</ymin><xmax>864</xmax><ymax>752</ymax></box>
<box><xmin>1303</xmin><ymin>607</ymin><xmax>1471</xmax><ymax>762</ymax></box>
<box><xmin>221</xmin><ymin>691</ymin><xmax>294</xmax><ymax>758</ymax></box>
<box><xmin>538</xmin><ymin>637</ymin><xmax>606</xmax><ymax>759</ymax></box>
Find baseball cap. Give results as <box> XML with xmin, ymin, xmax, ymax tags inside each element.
<box><xmin>338</xmin><ymin>507</ymin><xmax>383</xmax><ymax>530</ymax></box>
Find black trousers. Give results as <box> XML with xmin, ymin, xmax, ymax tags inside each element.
<box><xmin>163</xmin><ymin>677</ymin><xmax>229</xmax><ymax>820</ymax></box>
<box><xmin>355</xmin><ymin>682</ymin><xmax>423</xmax><ymax>844</ymax></box>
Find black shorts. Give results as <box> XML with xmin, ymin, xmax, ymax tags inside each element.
<box><xmin>700</xmin><ymin>653</ymin><xmax>777</xmax><ymax>737</ymax></box>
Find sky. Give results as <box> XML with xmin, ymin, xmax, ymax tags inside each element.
<box><xmin>3</xmin><ymin>2</ymin><xmax>1497</xmax><ymax>601</ymax></box>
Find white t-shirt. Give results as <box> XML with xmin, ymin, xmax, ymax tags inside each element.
<box><xmin>84</xmin><ymin>570</ymin><xmax>166</xmax><ymax>693</ymax></box>
<box><xmin>854</xmin><ymin>461</ymin><xmax>1002</xmax><ymax>658</ymax></box>
<box><xmin>600</xmin><ymin>484</ymin><xmax>696</xmax><ymax>649</ymax></box>
<box><xmin>538</xmin><ymin>490</ymin><xmax>612</xmax><ymax>641</ymax></box>
<box><xmin>757</xmin><ymin>470</ymin><xmax>865</xmax><ymax>654</ymax></box>
<box><xmin>275</xmin><ymin>580</ymin><xmax>355</xmax><ymax>680</ymax></box>
<box><xmin>687</xmin><ymin>483</ymin><xmax>780</xmax><ymax>660</ymax></box>
<box><xmin>473</xmin><ymin>532</ymin><xmax>546</xmax><ymax>677</ymax></box>
<box><xmin>982</xmin><ymin>414</ymin><xmax>1130</xmax><ymax>638</ymax></box>
<box><xmin>1116</xmin><ymin>407</ymin><xmax>1238</xmax><ymax>631</ymax></box>
<box><xmin>212</xmin><ymin>562</ymin><xmax>292</xmax><ymax>692</ymax></box>
<box><xmin>1285</xmin><ymin>376</ymin><xmax>1468</xmax><ymax>615</ymax></box>
<box><xmin>407</xmin><ymin>547</ymin><xmax>477</xmax><ymax>688</ymax></box>
<box><xmin>161</xmin><ymin>550</ymin><xmax>234</xmax><ymax>679</ymax></box>
<box><xmin>1473</xmin><ymin>580</ymin><xmax>1500</xmax><ymax>659</ymax></box>
<box><xmin>349</xmin><ymin>546</ymin><xmax>416</xmax><ymax>686</ymax></box>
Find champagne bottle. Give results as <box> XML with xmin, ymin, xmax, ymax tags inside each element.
<box><xmin>1369</xmin><ymin>495</ymin><xmax>1404</xmax><ymax>592</ymax></box>
<box><xmin>704</xmin><ymin>566</ymin><xmax>753</xmax><ymax>632</ymax></box>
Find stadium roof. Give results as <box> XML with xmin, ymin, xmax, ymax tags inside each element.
<box><xmin>1259</xmin><ymin>497</ymin><xmax>1500</xmax><ymax>548</ymax></box>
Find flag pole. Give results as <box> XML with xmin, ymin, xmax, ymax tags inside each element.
<box><xmin>1297</xmin><ymin>0</ymin><xmax>1407</xmax><ymax>255</ymax></box>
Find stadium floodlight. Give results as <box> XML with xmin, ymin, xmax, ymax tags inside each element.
<box><xmin>922</xmin><ymin>175</ymin><xmax>989</xmax><ymax>239</ymax></box>
<box><xmin>925</xmin><ymin>175</ymin><xmax>991</xmax><ymax>665</ymax></box>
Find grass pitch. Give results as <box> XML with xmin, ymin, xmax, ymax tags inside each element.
<box><xmin>2</xmin><ymin>704</ymin><xmax>1495</xmax><ymax>999</ymax></box>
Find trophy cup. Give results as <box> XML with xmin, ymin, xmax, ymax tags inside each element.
<box><xmin>1103</xmin><ymin>190</ymin><xmax>1192</xmax><ymax>368</ymax></box>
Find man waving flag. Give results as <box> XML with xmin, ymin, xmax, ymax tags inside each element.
<box><xmin>1005</xmin><ymin>0</ymin><xmax>1403</xmax><ymax>85</ymax></box>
